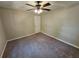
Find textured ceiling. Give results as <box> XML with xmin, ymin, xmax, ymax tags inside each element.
<box><xmin>0</xmin><ymin>1</ymin><xmax>79</xmax><ymax>12</ymax></box>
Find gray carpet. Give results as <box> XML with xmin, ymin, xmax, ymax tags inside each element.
<box><xmin>3</xmin><ymin>32</ymin><xmax>79</xmax><ymax>58</ymax></box>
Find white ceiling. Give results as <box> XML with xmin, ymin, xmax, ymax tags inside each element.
<box><xmin>0</xmin><ymin>1</ymin><xmax>79</xmax><ymax>12</ymax></box>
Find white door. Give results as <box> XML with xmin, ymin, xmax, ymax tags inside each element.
<box><xmin>34</xmin><ymin>15</ymin><xmax>41</xmax><ymax>33</ymax></box>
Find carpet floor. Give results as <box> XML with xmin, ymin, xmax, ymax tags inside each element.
<box><xmin>3</xmin><ymin>32</ymin><xmax>79</xmax><ymax>58</ymax></box>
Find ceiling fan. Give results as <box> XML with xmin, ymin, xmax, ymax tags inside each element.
<box><xmin>25</xmin><ymin>1</ymin><xmax>51</xmax><ymax>14</ymax></box>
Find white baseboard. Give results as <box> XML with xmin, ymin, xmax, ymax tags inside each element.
<box><xmin>42</xmin><ymin>32</ymin><xmax>79</xmax><ymax>49</ymax></box>
<box><xmin>7</xmin><ymin>32</ymin><xmax>38</xmax><ymax>42</ymax></box>
<box><xmin>1</xmin><ymin>41</ymin><xmax>8</xmax><ymax>58</ymax></box>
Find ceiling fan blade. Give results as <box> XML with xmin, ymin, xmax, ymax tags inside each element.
<box><xmin>43</xmin><ymin>3</ymin><xmax>51</xmax><ymax>7</ymax></box>
<box><xmin>26</xmin><ymin>9</ymin><xmax>34</xmax><ymax>11</ymax></box>
<box><xmin>26</xmin><ymin>3</ymin><xmax>35</xmax><ymax>7</ymax></box>
<box><xmin>42</xmin><ymin>8</ymin><xmax>51</xmax><ymax>11</ymax></box>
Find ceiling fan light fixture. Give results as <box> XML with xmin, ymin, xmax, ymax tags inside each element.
<box><xmin>34</xmin><ymin>9</ymin><xmax>43</xmax><ymax>14</ymax></box>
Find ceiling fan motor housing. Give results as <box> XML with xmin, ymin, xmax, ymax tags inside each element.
<box><xmin>36</xmin><ymin>5</ymin><xmax>41</xmax><ymax>9</ymax></box>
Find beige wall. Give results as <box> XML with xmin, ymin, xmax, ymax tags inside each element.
<box><xmin>0</xmin><ymin>8</ymin><xmax>35</xmax><ymax>40</ymax></box>
<box><xmin>0</xmin><ymin>16</ymin><xmax>6</xmax><ymax>57</ymax></box>
<box><xmin>41</xmin><ymin>5</ymin><xmax>79</xmax><ymax>47</ymax></box>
